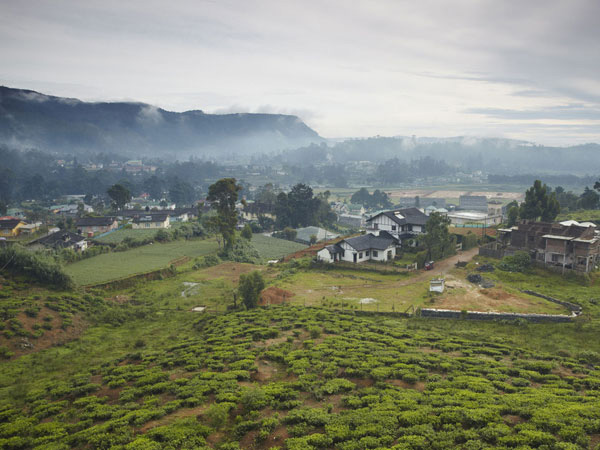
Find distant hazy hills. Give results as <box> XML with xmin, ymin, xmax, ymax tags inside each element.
<box><xmin>0</xmin><ymin>86</ymin><xmax>322</xmax><ymax>157</ymax></box>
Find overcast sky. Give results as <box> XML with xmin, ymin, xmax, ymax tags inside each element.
<box><xmin>1</xmin><ymin>0</ymin><xmax>599</xmax><ymax>145</ymax></box>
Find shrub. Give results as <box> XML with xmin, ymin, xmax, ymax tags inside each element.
<box><xmin>221</xmin><ymin>239</ymin><xmax>260</xmax><ymax>264</ymax></box>
<box><xmin>205</xmin><ymin>402</ymin><xmax>232</xmax><ymax>429</ymax></box>
<box><xmin>238</xmin><ymin>271</ymin><xmax>265</xmax><ymax>309</ymax></box>
<box><xmin>499</xmin><ymin>251</ymin><xmax>531</xmax><ymax>272</ymax></box>
<box><xmin>155</xmin><ymin>229</ymin><xmax>171</xmax><ymax>243</ymax></box>
<box><xmin>241</xmin><ymin>224</ymin><xmax>253</xmax><ymax>240</ymax></box>
<box><xmin>0</xmin><ymin>245</ymin><xmax>72</xmax><ymax>288</ymax></box>
<box><xmin>0</xmin><ymin>346</ymin><xmax>14</xmax><ymax>359</ymax></box>
<box><xmin>193</xmin><ymin>254</ymin><xmax>221</xmax><ymax>269</ymax></box>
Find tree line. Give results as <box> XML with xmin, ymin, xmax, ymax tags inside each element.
<box><xmin>505</xmin><ymin>179</ymin><xmax>600</xmax><ymax>226</ymax></box>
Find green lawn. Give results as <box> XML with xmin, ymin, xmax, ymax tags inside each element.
<box><xmin>251</xmin><ymin>233</ymin><xmax>307</xmax><ymax>260</ymax></box>
<box><xmin>65</xmin><ymin>239</ymin><xmax>219</xmax><ymax>285</ymax></box>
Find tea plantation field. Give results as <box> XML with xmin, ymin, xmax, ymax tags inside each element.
<box><xmin>2</xmin><ymin>305</ymin><xmax>600</xmax><ymax>449</ymax></box>
<box><xmin>64</xmin><ymin>238</ymin><xmax>219</xmax><ymax>286</ymax></box>
<box><xmin>251</xmin><ymin>234</ymin><xmax>307</xmax><ymax>261</ymax></box>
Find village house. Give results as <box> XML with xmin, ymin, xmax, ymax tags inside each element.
<box><xmin>317</xmin><ymin>231</ymin><xmax>398</xmax><ymax>263</ymax></box>
<box><xmin>458</xmin><ymin>195</ymin><xmax>488</xmax><ymax>212</ymax></box>
<box><xmin>28</xmin><ymin>230</ymin><xmax>88</xmax><ymax>252</ymax></box>
<box><xmin>487</xmin><ymin>220</ymin><xmax>600</xmax><ymax>273</ymax></box>
<box><xmin>132</xmin><ymin>213</ymin><xmax>170</xmax><ymax>229</ymax></box>
<box><xmin>365</xmin><ymin>208</ymin><xmax>429</xmax><ymax>244</ymax></box>
<box><xmin>19</xmin><ymin>222</ymin><xmax>43</xmax><ymax>235</ymax></box>
<box><xmin>0</xmin><ymin>218</ymin><xmax>27</xmax><ymax>237</ymax></box>
<box><xmin>75</xmin><ymin>217</ymin><xmax>118</xmax><ymax>236</ymax></box>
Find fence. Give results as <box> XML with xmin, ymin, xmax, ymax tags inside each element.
<box><xmin>478</xmin><ymin>242</ymin><xmax>506</xmax><ymax>259</ymax></box>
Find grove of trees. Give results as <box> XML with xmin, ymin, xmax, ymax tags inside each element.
<box><xmin>274</xmin><ymin>184</ymin><xmax>336</xmax><ymax>229</ymax></box>
<box><xmin>350</xmin><ymin>188</ymin><xmax>392</xmax><ymax>210</ymax></box>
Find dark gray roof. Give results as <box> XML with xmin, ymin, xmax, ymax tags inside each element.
<box><xmin>324</xmin><ymin>244</ymin><xmax>343</xmax><ymax>254</ymax></box>
<box><xmin>75</xmin><ymin>216</ymin><xmax>116</xmax><ymax>227</ymax></box>
<box><xmin>133</xmin><ymin>214</ymin><xmax>169</xmax><ymax>224</ymax></box>
<box><xmin>31</xmin><ymin>231</ymin><xmax>85</xmax><ymax>249</ymax></box>
<box><xmin>342</xmin><ymin>233</ymin><xmax>396</xmax><ymax>251</ymax></box>
<box><xmin>0</xmin><ymin>219</ymin><xmax>23</xmax><ymax>230</ymax></box>
<box><xmin>366</xmin><ymin>208</ymin><xmax>429</xmax><ymax>226</ymax></box>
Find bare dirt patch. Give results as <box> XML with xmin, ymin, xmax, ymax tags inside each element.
<box><xmin>260</xmin><ymin>287</ymin><xmax>294</xmax><ymax>306</ymax></box>
<box><xmin>252</xmin><ymin>359</ymin><xmax>281</xmax><ymax>382</ymax></box>
<box><xmin>431</xmin><ymin>275</ymin><xmax>566</xmax><ymax>314</ymax></box>
<box><xmin>386</xmin><ymin>379</ymin><xmax>426</xmax><ymax>391</ymax></box>
<box><xmin>109</xmin><ymin>294</ymin><xmax>130</xmax><ymax>304</ymax></box>
<box><xmin>261</xmin><ymin>425</ymin><xmax>290</xmax><ymax>449</ymax></box>
<box><xmin>503</xmin><ymin>415</ymin><xmax>526</xmax><ymax>426</ymax></box>
<box><xmin>1</xmin><ymin>308</ymin><xmax>87</xmax><ymax>358</ymax></box>
<box><xmin>140</xmin><ymin>405</ymin><xmax>209</xmax><ymax>432</ymax></box>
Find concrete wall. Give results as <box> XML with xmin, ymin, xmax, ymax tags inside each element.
<box><xmin>420</xmin><ymin>308</ymin><xmax>574</xmax><ymax>323</ymax></box>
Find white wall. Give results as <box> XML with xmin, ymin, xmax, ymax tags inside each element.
<box><xmin>339</xmin><ymin>241</ymin><xmax>396</xmax><ymax>263</ymax></box>
<box><xmin>368</xmin><ymin>215</ymin><xmax>399</xmax><ymax>236</ymax></box>
<box><xmin>317</xmin><ymin>248</ymin><xmax>334</xmax><ymax>263</ymax></box>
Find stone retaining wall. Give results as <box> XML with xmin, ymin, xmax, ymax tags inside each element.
<box><xmin>521</xmin><ymin>290</ymin><xmax>582</xmax><ymax>315</ymax></box>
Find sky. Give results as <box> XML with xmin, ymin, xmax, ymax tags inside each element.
<box><xmin>1</xmin><ymin>0</ymin><xmax>599</xmax><ymax>145</ymax></box>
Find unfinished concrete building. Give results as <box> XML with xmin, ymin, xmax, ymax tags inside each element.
<box><xmin>484</xmin><ymin>221</ymin><xmax>600</xmax><ymax>273</ymax></box>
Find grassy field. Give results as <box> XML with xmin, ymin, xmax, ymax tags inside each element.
<box><xmin>251</xmin><ymin>234</ymin><xmax>307</xmax><ymax>260</ymax></box>
<box><xmin>92</xmin><ymin>227</ymin><xmax>159</xmax><ymax>244</ymax></box>
<box><xmin>64</xmin><ymin>238</ymin><xmax>219</xmax><ymax>285</ymax></box>
<box><xmin>273</xmin><ymin>263</ymin><xmax>571</xmax><ymax>315</ymax></box>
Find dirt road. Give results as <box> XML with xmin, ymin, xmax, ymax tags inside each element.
<box><xmin>395</xmin><ymin>246</ymin><xmax>479</xmax><ymax>286</ymax></box>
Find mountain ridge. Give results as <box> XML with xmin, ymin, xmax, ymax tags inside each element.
<box><xmin>0</xmin><ymin>86</ymin><xmax>323</xmax><ymax>157</ymax></box>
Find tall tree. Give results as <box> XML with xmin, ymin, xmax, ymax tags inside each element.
<box><xmin>519</xmin><ymin>180</ymin><xmax>560</xmax><ymax>222</ymax></box>
<box><xmin>578</xmin><ymin>186</ymin><xmax>599</xmax><ymax>210</ymax></box>
<box><xmin>287</xmin><ymin>183</ymin><xmax>317</xmax><ymax>227</ymax></box>
<box><xmin>207</xmin><ymin>178</ymin><xmax>242</xmax><ymax>251</ymax></box>
<box><xmin>422</xmin><ymin>212</ymin><xmax>452</xmax><ymax>260</ymax></box>
<box><xmin>143</xmin><ymin>175</ymin><xmax>164</xmax><ymax>200</ymax></box>
<box><xmin>107</xmin><ymin>184</ymin><xmax>131</xmax><ymax>210</ymax></box>
<box><xmin>505</xmin><ymin>200</ymin><xmax>520</xmax><ymax>227</ymax></box>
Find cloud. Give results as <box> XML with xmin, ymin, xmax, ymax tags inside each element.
<box><xmin>0</xmin><ymin>0</ymin><xmax>599</xmax><ymax>144</ymax></box>
<box><xmin>465</xmin><ymin>104</ymin><xmax>600</xmax><ymax>121</ymax></box>
<box><xmin>137</xmin><ymin>105</ymin><xmax>164</xmax><ymax>124</ymax></box>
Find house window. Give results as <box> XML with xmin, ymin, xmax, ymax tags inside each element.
<box><xmin>373</xmin><ymin>223</ymin><xmax>378</xmax><ymax>229</ymax></box>
<box><xmin>146</xmin><ymin>223</ymin><xmax>150</xmax><ymax>228</ymax></box>
<box><xmin>373</xmin><ymin>250</ymin><xmax>378</xmax><ymax>257</ymax></box>
<box><xmin>391</xmin><ymin>225</ymin><xmax>396</xmax><ymax>231</ymax></box>
<box><xmin>551</xmin><ymin>253</ymin><xmax>561</xmax><ymax>262</ymax></box>
<box><xmin>366</xmin><ymin>251</ymin><xmax>370</xmax><ymax>257</ymax></box>
<box><xmin>359</xmin><ymin>253</ymin><xmax>363</xmax><ymax>259</ymax></box>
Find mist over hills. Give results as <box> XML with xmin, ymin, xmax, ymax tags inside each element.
<box><xmin>1</xmin><ymin>86</ymin><xmax>599</xmax><ymax>176</ymax></box>
<box><xmin>273</xmin><ymin>136</ymin><xmax>600</xmax><ymax>175</ymax></box>
<box><xmin>0</xmin><ymin>86</ymin><xmax>322</xmax><ymax>157</ymax></box>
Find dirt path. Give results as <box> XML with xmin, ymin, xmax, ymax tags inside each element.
<box><xmin>395</xmin><ymin>247</ymin><xmax>479</xmax><ymax>286</ymax></box>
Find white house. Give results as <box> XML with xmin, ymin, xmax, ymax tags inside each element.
<box><xmin>132</xmin><ymin>214</ymin><xmax>170</xmax><ymax>229</ymax></box>
<box><xmin>317</xmin><ymin>232</ymin><xmax>398</xmax><ymax>263</ymax></box>
<box><xmin>365</xmin><ymin>208</ymin><xmax>429</xmax><ymax>243</ymax></box>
